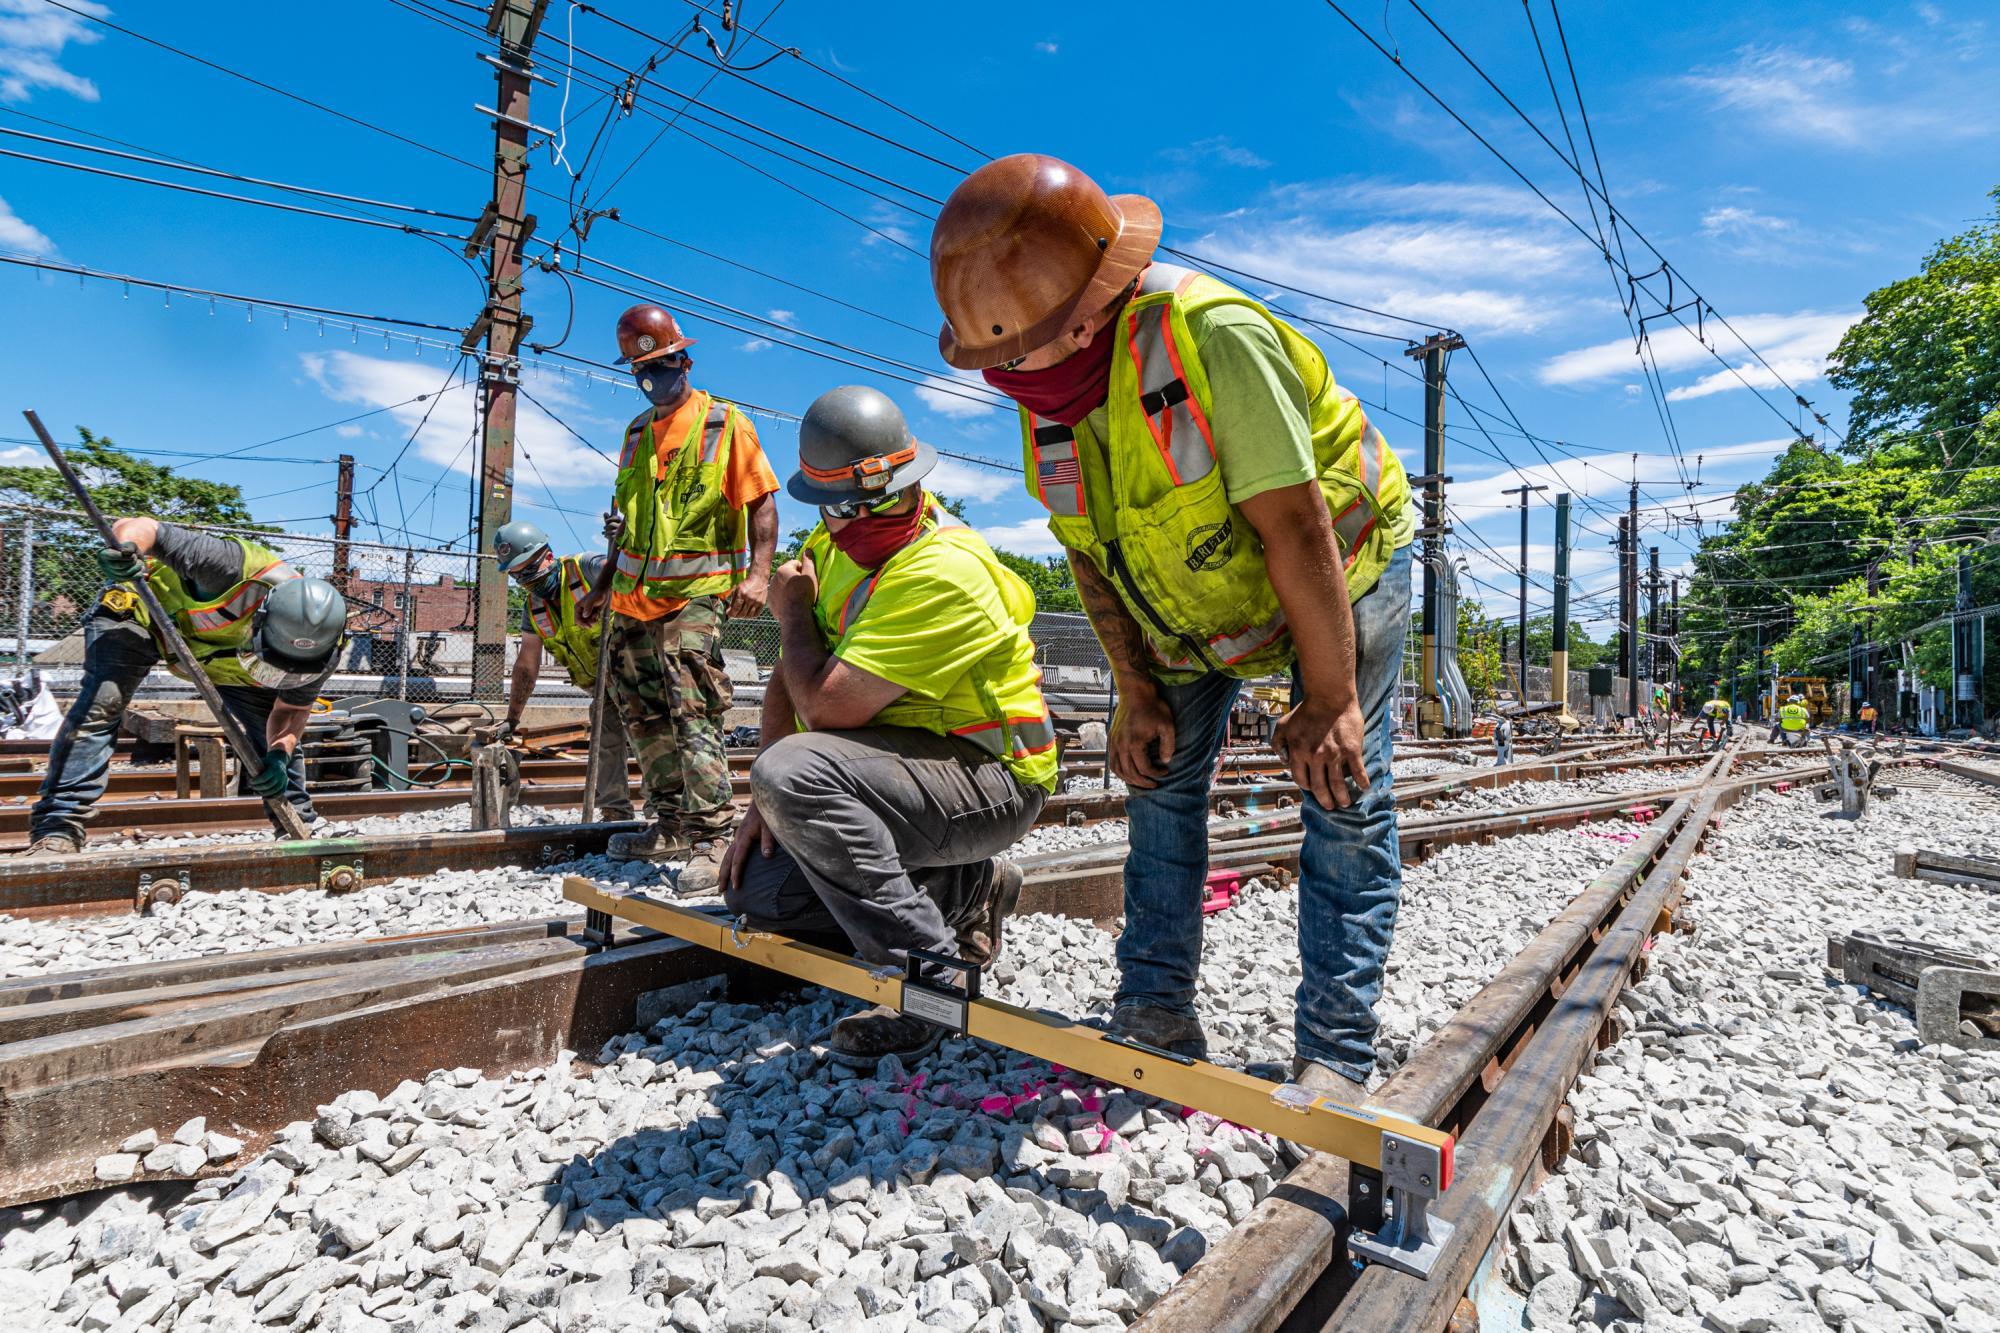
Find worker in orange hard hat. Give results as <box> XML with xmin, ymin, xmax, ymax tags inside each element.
<box><xmin>578</xmin><ymin>303</ymin><xmax>781</xmax><ymax>890</ymax></box>
<box><xmin>930</xmin><ymin>155</ymin><xmax>1417</xmax><ymax>1118</ymax></box>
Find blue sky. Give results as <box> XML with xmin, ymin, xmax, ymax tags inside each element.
<box><xmin>1</xmin><ymin>0</ymin><xmax>1996</xmax><ymax>632</ymax></box>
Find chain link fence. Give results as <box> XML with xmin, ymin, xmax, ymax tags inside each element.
<box><xmin>0</xmin><ymin>504</ymin><xmax>1125</xmax><ymax>708</ymax></box>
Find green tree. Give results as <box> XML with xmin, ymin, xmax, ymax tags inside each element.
<box><xmin>993</xmin><ymin>550</ymin><xmax>1082</xmax><ymax>613</ymax></box>
<box><xmin>0</xmin><ymin>426</ymin><xmax>267</xmax><ymax>531</ymax></box>
<box><xmin>1829</xmin><ymin>187</ymin><xmax>2000</xmax><ymax>465</ymax></box>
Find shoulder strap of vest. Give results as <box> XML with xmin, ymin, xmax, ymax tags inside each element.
<box><xmin>698</xmin><ymin>400</ymin><xmax>735</xmax><ymax>465</ymax></box>
<box><xmin>1135</xmin><ymin>262</ymin><xmax>1202</xmax><ymax>299</ymax></box>
<box><xmin>618</xmin><ymin>408</ymin><xmax>655</xmax><ymax>469</ymax></box>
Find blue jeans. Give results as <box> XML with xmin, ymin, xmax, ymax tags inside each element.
<box><xmin>1116</xmin><ymin>543</ymin><xmax>1411</xmax><ymax>1081</ymax></box>
<box><xmin>32</xmin><ymin>613</ymin><xmax>316</xmax><ymax>843</ymax></box>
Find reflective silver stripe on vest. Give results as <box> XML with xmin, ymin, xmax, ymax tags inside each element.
<box><xmin>1328</xmin><ymin>421</ymin><xmax>1386</xmax><ymax>569</ymax></box>
<box><xmin>618</xmin><ymin>414</ymin><xmax>649</xmax><ymax>469</ymax></box>
<box><xmin>1125</xmin><ymin>299</ymin><xmax>1216</xmax><ymax>486</ymax></box>
<box><xmin>615</xmin><ymin>547</ymin><xmax>747</xmax><ymax>584</ymax></box>
<box><xmin>1207</xmin><ymin>607</ymin><xmax>1289</xmax><ymax>667</ymax></box>
<box><xmin>183</xmin><ymin>561</ymin><xmax>299</xmax><ymax>632</ymax></box>
<box><xmin>952</xmin><ymin>711</ymin><xmax>1058</xmax><ymax>759</ymax></box>
<box><xmin>1030</xmin><ymin>418</ymin><xmax>1085</xmax><ymax>518</ymax></box>
<box><xmin>700</xmin><ymin>405</ymin><xmax>731</xmax><ymax>463</ymax></box>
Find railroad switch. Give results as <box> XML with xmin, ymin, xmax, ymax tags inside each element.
<box><xmin>565</xmin><ymin>876</ymin><xmax>1458</xmax><ymax>1279</ymax></box>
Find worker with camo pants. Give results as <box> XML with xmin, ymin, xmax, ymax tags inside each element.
<box><xmin>580</xmin><ymin>303</ymin><xmax>780</xmax><ymax>892</ymax></box>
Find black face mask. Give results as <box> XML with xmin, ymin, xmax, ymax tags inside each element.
<box><xmin>635</xmin><ymin>360</ymin><xmax>688</xmax><ymax>407</ymax></box>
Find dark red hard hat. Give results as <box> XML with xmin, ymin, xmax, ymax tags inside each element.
<box><xmin>614</xmin><ymin>303</ymin><xmax>697</xmax><ymax>365</ymax></box>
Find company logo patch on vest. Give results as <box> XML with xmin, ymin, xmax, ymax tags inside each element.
<box><xmin>1185</xmin><ymin>519</ymin><xmax>1233</xmax><ymax>572</ymax></box>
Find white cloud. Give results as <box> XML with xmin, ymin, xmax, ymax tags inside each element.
<box><xmin>913</xmin><ymin>370</ymin><xmax>1000</xmax><ymax>420</ymax></box>
<box><xmin>1446</xmin><ymin>438</ymin><xmax>1793</xmax><ymax>517</ymax></box>
<box><xmin>924</xmin><ymin>457</ymin><xmax>1017</xmax><ymax>505</ymax></box>
<box><xmin>1682</xmin><ymin>42</ymin><xmax>1992</xmax><ymax>145</ymax></box>
<box><xmin>302</xmin><ymin>350</ymin><xmax>617</xmax><ymax>488</ymax></box>
<box><xmin>0</xmin><ymin>444</ymin><xmax>48</xmax><ymax>468</ymax></box>
<box><xmin>1537</xmin><ymin>310</ymin><xmax>1857</xmax><ymax>399</ymax></box>
<box><xmin>334</xmin><ymin>423</ymin><xmax>365</xmax><ymax>439</ymax></box>
<box><xmin>0</xmin><ymin>193</ymin><xmax>52</xmax><ymax>254</ymax></box>
<box><xmin>1162</xmin><ymin>136</ymin><xmax>1269</xmax><ymax>170</ymax></box>
<box><xmin>739</xmin><ymin>338</ymin><xmax>773</xmax><ymax>353</ymax></box>
<box><xmin>979</xmin><ymin>518</ymin><xmax>1064</xmax><ymax>557</ymax></box>
<box><xmin>1034</xmin><ymin>40</ymin><xmax>1058</xmax><ymax>55</ymax></box>
<box><xmin>767</xmin><ymin>309</ymin><xmax>795</xmax><ymax>324</ymax></box>
<box><xmin>0</xmin><ymin>0</ymin><xmax>107</xmax><ymax>103</ymax></box>
<box><xmin>1191</xmin><ymin>178</ymin><xmax>1603</xmax><ymax>338</ymax></box>
<box><xmin>1700</xmin><ymin>205</ymin><xmax>1793</xmax><ymax>242</ymax></box>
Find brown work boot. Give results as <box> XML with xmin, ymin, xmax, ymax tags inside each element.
<box><xmin>670</xmin><ymin>838</ymin><xmax>730</xmax><ymax>897</ymax></box>
<box><xmin>955</xmin><ymin>857</ymin><xmax>1024</xmax><ymax>970</ymax></box>
<box><xmin>19</xmin><ymin>833</ymin><xmax>81</xmax><ymax>858</ymax></box>
<box><xmin>605</xmin><ymin>824</ymin><xmax>690</xmax><ymax>863</ymax></box>
<box><xmin>1106</xmin><ymin>1002</ymin><xmax>1209</xmax><ymax>1060</ymax></box>
<box><xmin>828</xmin><ymin>1004</ymin><xmax>942</xmax><ymax>1069</ymax></box>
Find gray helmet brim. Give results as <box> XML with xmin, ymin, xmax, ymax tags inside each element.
<box><xmin>785</xmin><ymin>439</ymin><xmax>938</xmax><ymax>508</ymax></box>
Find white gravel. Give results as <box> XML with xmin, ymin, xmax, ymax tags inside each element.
<box><xmin>1506</xmin><ymin>780</ymin><xmax>2000</xmax><ymax>1332</ymax></box>
<box><xmin>0</xmin><ymin>816</ymin><xmax>1637</xmax><ymax>1330</ymax></box>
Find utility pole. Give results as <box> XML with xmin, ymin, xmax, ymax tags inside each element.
<box><xmin>1405</xmin><ymin>332</ymin><xmax>1464</xmax><ymax>737</ymax></box>
<box><xmin>1551</xmin><ymin>494</ymin><xmax>1572</xmax><ymax>721</ymax></box>
<box><xmin>1646</xmin><ymin>546</ymin><xmax>1661</xmax><ymax>705</ymax></box>
<box><xmin>1865</xmin><ymin>558</ymin><xmax>1881</xmax><ymax>724</ymax></box>
<box><xmin>1616</xmin><ymin>515</ymin><xmax>1633</xmax><ymax>717</ymax></box>
<box><xmin>1501</xmin><ymin>482</ymin><xmax>1547</xmax><ymax>700</ymax></box>
<box><xmin>332</xmin><ymin>453</ymin><xmax>355</xmax><ymax>595</ymax></box>
<box><xmin>1670</xmin><ymin>575</ymin><xmax>1680</xmax><ymax>714</ymax></box>
<box><xmin>466</xmin><ymin>0</ymin><xmax>547</xmax><ymax>700</ymax></box>
<box><xmin>1625</xmin><ymin>482</ymin><xmax>1640</xmax><ymax>718</ymax></box>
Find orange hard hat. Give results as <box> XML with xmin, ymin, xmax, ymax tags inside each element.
<box><xmin>614</xmin><ymin>303</ymin><xmax>697</xmax><ymax>365</ymax></box>
<box><xmin>929</xmin><ymin>154</ymin><xmax>1161</xmax><ymax>372</ymax></box>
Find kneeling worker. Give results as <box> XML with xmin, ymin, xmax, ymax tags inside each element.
<box><xmin>1770</xmin><ymin>693</ymin><xmax>1810</xmax><ymax>747</ymax></box>
<box><xmin>28</xmin><ymin>517</ymin><xmax>347</xmax><ymax>853</ymax></box>
<box><xmin>721</xmin><ymin>386</ymin><xmax>1054</xmax><ymax>1067</ymax></box>
<box><xmin>491</xmin><ymin>521</ymin><xmax>635</xmax><ymax>822</ymax></box>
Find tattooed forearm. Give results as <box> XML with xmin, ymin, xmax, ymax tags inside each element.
<box><xmin>1067</xmin><ymin>548</ymin><xmax>1155</xmax><ymax>686</ymax></box>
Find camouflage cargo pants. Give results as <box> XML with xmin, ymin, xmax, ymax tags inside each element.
<box><xmin>605</xmin><ymin>596</ymin><xmax>734</xmax><ymax>839</ymax></box>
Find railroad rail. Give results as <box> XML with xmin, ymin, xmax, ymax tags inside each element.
<box><xmin>8</xmin><ymin>738</ymin><xmax>1961</xmax><ymax>1329</ymax></box>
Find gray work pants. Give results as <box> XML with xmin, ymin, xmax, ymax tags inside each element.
<box><xmin>593</xmin><ymin>687</ymin><xmax>636</xmax><ymax>820</ymax></box>
<box><xmin>725</xmin><ymin>726</ymin><xmax>1045</xmax><ymax>978</ymax></box>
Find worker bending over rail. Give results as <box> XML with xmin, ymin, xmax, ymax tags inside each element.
<box><xmin>1699</xmin><ymin>695</ymin><xmax>1733</xmax><ymax>746</ymax></box>
<box><xmin>930</xmin><ymin>155</ymin><xmax>1415</xmax><ymax>1103</ymax></box>
<box><xmin>578</xmin><ymin>303</ymin><xmax>781</xmax><ymax>889</ymax></box>
<box><xmin>490</xmin><ymin>520</ymin><xmax>635</xmax><ymax>822</ymax></box>
<box><xmin>720</xmin><ymin>386</ymin><xmax>1052</xmax><ymax>1068</ymax></box>
<box><xmin>26</xmin><ymin>517</ymin><xmax>348</xmax><ymax>854</ymax></box>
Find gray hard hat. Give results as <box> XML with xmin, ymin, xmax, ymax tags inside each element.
<box><xmin>492</xmin><ymin>520</ymin><xmax>551</xmax><ymax>574</ymax></box>
<box><xmin>786</xmin><ymin>385</ymin><xmax>937</xmax><ymax>507</ymax></box>
<box><xmin>255</xmin><ymin>577</ymin><xmax>347</xmax><ymax>671</ymax></box>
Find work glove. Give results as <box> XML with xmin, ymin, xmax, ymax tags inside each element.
<box><xmin>491</xmin><ymin>719</ymin><xmax>517</xmax><ymax>742</ymax></box>
<box><xmin>247</xmin><ymin>748</ymin><xmax>291</xmax><ymax>798</ymax></box>
<box><xmin>602</xmin><ymin>510</ymin><xmax>626</xmax><ymax>544</ymax></box>
<box><xmin>96</xmin><ymin>543</ymin><xmax>144</xmax><ymax>583</ymax></box>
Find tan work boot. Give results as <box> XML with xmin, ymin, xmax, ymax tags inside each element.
<box><xmin>828</xmin><ymin>1004</ymin><xmax>943</xmax><ymax>1069</ymax></box>
<box><xmin>605</xmin><ymin>824</ymin><xmax>689</xmax><ymax>863</ymax></box>
<box><xmin>19</xmin><ymin>833</ymin><xmax>81</xmax><ymax>858</ymax></box>
<box><xmin>955</xmin><ymin>857</ymin><xmax>1024</xmax><ymax>970</ymax></box>
<box><xmin>670</xmin><ymin>838</ymin><xmax>730</xmax><ymax>897</ymax></box>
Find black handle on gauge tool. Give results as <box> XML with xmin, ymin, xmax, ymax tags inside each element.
<box><xmin>898</xmin><ymin>948</ymin><xmax>980</xmax><ymax>1032</ymax></box>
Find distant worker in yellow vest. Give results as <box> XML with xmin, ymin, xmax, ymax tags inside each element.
<box><xmin>930</xmin><ymin>155</ymin><xmax>1415</xmax><ymax>1104</ymax></box>
<box><xmin>720</xmin><ymin>387</ymin><xmax>1051</xmax><ymax>1067</ymax></box>
<box><xmin>1859</xmin><ymin>700</ymin><xmax>1879</xmax><ymax>735</ymax></box>
<box><xmin>491</xmin><ymin>521</ymin><xmax>634</xmax><ymax>823</ymax></box>
<box><xmin>28</xmin><ymin>517</ymin><xmax>348</xmax><ymax>854</ymax></box>
<box><xmin>578</xmin><ymin>304</ymin><xmax>780</xmax><ymax>889</ymax></box>
<box><xmin>1771</xmin><ymin>694</ymin><xmax>1811</xmax><ymax>747</ymax></box>
<box><xmin>1699</xmin><ymin>696</ymin><xmax>1732</xmax><ymax>744</ymax></box>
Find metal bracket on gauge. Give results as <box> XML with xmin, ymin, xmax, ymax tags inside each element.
<box><xmin>1347</xmin><ymin>1131</ymin><xmax>1455</xmax><ymax>1278</ymax></box>
<box><xmin>581</xmin><ymin>906</ymin><xmax>615</xmax><ymax>946</ymax></box>
<box><xmin>898</xmin><ymin>948</ymin><xmax>978</xmax><ymax>1034</ymax></box>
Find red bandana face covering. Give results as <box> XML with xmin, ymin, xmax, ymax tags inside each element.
<box><xmin>827</xmin><ymin>497</ymin><xmax>929</xmax><ymax>571</ymax></box>
<box><xmin>981</xmin><ymin>317</ymin><xmax>1123</xmax><ymax>426</ymax></box>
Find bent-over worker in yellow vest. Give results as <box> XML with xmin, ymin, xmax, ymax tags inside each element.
<box><xmin>1699</xmin><ymin>696</ymin><xmax>1733</xmax><ymax>744</ymax></box>
<box><xmin>719</xmin><ymin>387</ymin><xmax>1051</xmax><ymax>1068</ymax></box>
<box><xmin>28</xmin><ymin>516</ymin><xmax>348</xmax><ymax>854</ymax></box>
<box><xmin>491</xmin><ymin>522</ymin><xmax>634</xmax><ymax>823</ymax></box>
<box><xmin>931</xmin><ymin>155</ymin><xmax>1416</xmax><ymax>1107</ymax></box>
<box><xmin>578</xmin><ymin>303</ymin><xmax>780</xmax><ymax>889</ymax></box>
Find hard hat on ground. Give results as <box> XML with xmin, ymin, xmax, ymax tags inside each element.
<box><xmin>786</xmin><ymin>386</ymin><xmax>937</xmax><ymax>509</ymax></box>
<box><xmin>493</xmin><ymin>520</ymin><xmax>552</xmax><ymax>574</ymax></box>
<box><xmin>250</xmin><ymin>577</ymin><xmax>347</xmax><ymax>677</ymax></box>
<box><xmin>614</xmin><ymin>304</ymin><xmax>697</xmax><ymax>366</ymax></box>
<box><xmin>929</xmin><ymin>153</ymin><xmax>1162</xmax><ymax>372</ymax></box>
